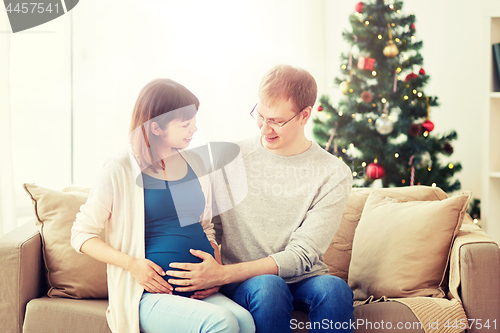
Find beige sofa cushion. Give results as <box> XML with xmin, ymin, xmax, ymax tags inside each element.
<box><xmin>324</xmin><ymin>186</ymin><xmax>448</xmax><ymax>281</ymax></box>
<box><xmin>348</xmin><ymin>191</ymin><xmax>470</xmax><ymax>300</ymax></box>
<box><xmin>23</xmin><ymin>183</ymin><xmax>107</xmax><ymax>299</ymax></box>
<box><xmin>23</xmin><ymin>297</ymin><xmax>111</xmax><ymax>333</ymax></box>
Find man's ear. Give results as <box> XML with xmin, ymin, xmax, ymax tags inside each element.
<box><xmin>300</xmin><ymin>106</ymin><xmax>313</xmax><ymax>124</ymax></box>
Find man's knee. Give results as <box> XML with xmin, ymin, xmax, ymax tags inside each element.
<box><xmin>246</xmin><ymin>275</ymin><xmax>288</xmax><ymax>295</ymax></box>
<box><xmin>241</xmin><ymin>275</ymin><xmax>292</xmax><ymax>307</ymax></box>
<box><xmin>309</xmin><ymin>275</ymin><xmax>353</xmax><ymax>301</ymax></box>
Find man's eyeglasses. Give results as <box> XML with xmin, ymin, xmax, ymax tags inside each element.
<box><xmin>250</xmin><ymin>104</ymin><xmax>304</xmax><ymax>130</ymax></box>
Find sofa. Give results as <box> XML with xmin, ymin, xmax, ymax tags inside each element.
<box><xmin>1</xmin><ymin>185</ymin><xmax>499</xmax><ymax>333</ymax></box>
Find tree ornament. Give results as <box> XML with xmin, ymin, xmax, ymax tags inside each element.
<box><xmin>375</xmin><ymin>114</ymin><xmax>394</xmax><ymax>135</ymax></box>
<box><xmin>444</xmin><ymin>142</ymin><xmax>454</xmax><ymax>154</ymax></box>
<box><xmin>357</xmin><ymin>56</ymin><xmax>376</xmax><ymax>70</ymax></box>
<box><xmin>367</xmin><ymin>162</ymin><xmax>385</xmax><ymax>179</ymax></box>
<box><xmin>411</xmin><ymin>23</ymin><xmax>416</xmax><ymax>30</ymax></box>
<box><xmin>422</xmin><ymin>120</ymin><xmax>434</xmax><ymax>132</ymax></box>
<box><xmin>360</xmin><ymin>91</ymin><xmax>373</xmax><ymax>103</ymax></box>
<box><xmin>418</xmin><ymin>151</ymin><xmax>432</xmax><ymax>168</ymax></box>
<box><xmin>383</xmin><ymin>24</ymin><xmax>399</xmax><ymax>58</ymax></box>
<box><xmin>409</xmin><ymin>123</ymin><xmax>422</xmax><ymax>137</ymax></box>
<box><xmin>339</xmin><ymin>81</ymin><xmax>350</xmax><ymax>95</ymax></box>
<box><xmin>393</xmin><ymin>68</ymin><xmax>398</xmax><ymax>93</ymax></box>
<box><xmin>422</xmin><ymin>97</ymin><xmax>434</xmax><ymax>132</ymax></box>
<box><xmin>325</xmin><ymin>124</ymin><xmax>338</xmax><ymax>153</ymax></box>
<box><xmin>355</xmin><ymin>2</ymin><xmax>364</xmax><ymax>13</ymax></box>
<box><xmin>317</xmin><ymin>105</ymin><xmax>323</xmax><ymax>111</ymax></box>
<box><xmin>409</xmin><ymin>155</ymin><xmax>416</xmax><ymax>186</ymax></box>
<box><xmin>405</xmin><ymin>73</ymin><xmax>418</xmax><ymax>81</ymax></box>
<box><xmin>383</xmin><ymin>40</ymin><xmax>399</xmax><ymax>58</ymax></box>
<box><xmin>419</xmin><ymin>68</ymin><xmax>426</xmax><ymax>75</ymax></box>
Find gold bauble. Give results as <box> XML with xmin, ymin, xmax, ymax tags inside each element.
<box><xmin>339</xmin><ymin>81</ymin><xmax>350</xmax><ymax>95</ymax></box>
<box><xmin>383</xmin><ymin>40</ymin><xmax>399</xmax><ymax>57</ymax></box>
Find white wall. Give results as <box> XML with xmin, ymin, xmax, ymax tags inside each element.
<box><xmin>5</xmin><ymin>11</ymin><xmax>72</xmax><ymax>219</ymax></box>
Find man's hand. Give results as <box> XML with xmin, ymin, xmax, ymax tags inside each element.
<box><xmin>128</xmin><ymin>257</ymin><xmax>173</xmax><ymax>294</ymax></box>
<box><xmin>166</xmin><ymin>249</ymin><xmax>226</xmax><ymax>293</ymax></box>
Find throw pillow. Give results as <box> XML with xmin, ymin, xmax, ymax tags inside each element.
<box><xmin>348</xmin><ymin>191</ymin><xmax>470</xmax><ymax>300</ymax></box>
<box><xmin>23</xmin><ymin>183</ymin><xmax>107</xmax><ymax>299</ymax></box>
<box><xmin>324</xmin><ymin>186</ymin><xmax>449</xmax><ymax>281</ymax></box>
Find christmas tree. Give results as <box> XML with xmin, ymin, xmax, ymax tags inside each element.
<box><xmin>313</xmin><ymin>0</ymin><xmax>461</xmax><ymax>191</ymax></box>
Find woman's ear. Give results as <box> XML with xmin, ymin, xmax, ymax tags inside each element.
<box><xmin>150</xmin><ymin>121</ymin><xmax>162</xmax><ymax>136</ymax></box>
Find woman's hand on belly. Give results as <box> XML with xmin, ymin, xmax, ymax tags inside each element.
<box><xmin>128</xmin><ymin>257</ymin><xmax>174</xmax><ymax>294</ymax></box>
<box><xmin>190</xmin><ymin>286</ymin><xmax>220</xmax><ymax>300</ymax></box>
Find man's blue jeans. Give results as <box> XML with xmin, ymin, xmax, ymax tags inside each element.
<box><xmin>220</xmin><ymin>274</ymin><xmax>354</xmax><ymax>333</ymax></box>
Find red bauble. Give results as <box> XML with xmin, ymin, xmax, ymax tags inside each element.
<box><xmin>422</xmin><ymin>120</ymin><xmax>434</xmax><ymax>132</ymax></box>
<box><xmin>444</xmin><ymin>142</ymin><xmax>453</xmax><ymax>154</ymax></box>
<box><xmin>405</xmin><ymin>73</ymin><xmax>418</xmax><ymax>82</ymax></box>
<box><xmin>360</xmin><ymin>91</ymin><xmax>373</xmax><ymax>103</ymax></box>
<box><xmin>409</xmin><ymin>123</ymin><xmax>422</xmax><ymax>137</ymax></box>
<box><xmin>318</xmin><ymin>105</ymin><xmax>323</xmax><ymax>111</ymax></box>
<box><xmin>419</xmin><ymin>68</ymin><xmax>426</xmax><ymax>75</ymax></box>
<box><xmin>367</xmin><ymin>163</ymin><xmax>385</xmax><ymax>179</ymax></box>
<box><xmin>355</xmin><ymin>2</ymin><xmax>364</xmax><ymax>13</ymax></box>
<box><xmin>411</xmin><ymin>23</ymin><xmax>416</xmax><ymax>30</ymax></box>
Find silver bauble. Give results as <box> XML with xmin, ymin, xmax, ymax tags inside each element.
<box><xmin>375</xmin><ymin>114</ymin><xmax>394</xmax><ymax>135</ymax></box>
<box><xmin>418</xmin><ymin>151</ymin><xmax>432</xmax><ymax>168</ymax></box>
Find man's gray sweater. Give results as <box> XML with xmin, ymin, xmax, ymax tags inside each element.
<box><xmin>212</xmin><ymin>136</ymin><xmax>353</xmax><ymax>283</ymax></box>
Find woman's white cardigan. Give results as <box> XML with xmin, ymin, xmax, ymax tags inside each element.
<box><xmin>70</xmin><ymin>146</ymin><xmax>216</xmax><ymax>333</ymax></box>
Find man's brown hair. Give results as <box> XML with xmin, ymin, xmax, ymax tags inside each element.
<box><xmin>258</xmin><ymin>64</ymin><xmax>317</xmax><ymax>112</ymax></box>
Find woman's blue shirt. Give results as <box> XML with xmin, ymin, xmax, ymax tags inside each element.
<box><xmin>142</xmin><ymin>164</ymin><xmax>214</xmax><ymax>297</ymax></box>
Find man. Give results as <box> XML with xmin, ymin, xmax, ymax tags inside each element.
<box><xmin>167</xmin><ymin>64</ymin><xmax>354</xmax><ymax>333</ymax></box>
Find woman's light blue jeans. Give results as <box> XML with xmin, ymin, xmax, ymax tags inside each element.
<box><xmin>220</xmin><ymin>274</ymin><xmax>354</xmax><ymax>333</ymax></box>
<box><xmin>139</xmin><ymin>292</ymin><xmax>255</xmax><ymax>333</ymax></box>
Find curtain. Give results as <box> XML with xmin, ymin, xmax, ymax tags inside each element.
<box><xmin>0</xmin><ymin>15</ymin><xmax>17</xmax><ymax>237</ymax></box>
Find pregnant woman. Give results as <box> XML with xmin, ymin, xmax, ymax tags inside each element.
<box><xmin>71</xmin><ymin>78</ymin><xmax>254</xmax><ymax>333</ymax></box>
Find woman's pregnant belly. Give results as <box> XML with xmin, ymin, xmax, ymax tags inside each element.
<box><xmin>145</xmin><ymin>223</ymin><xmax>215</xmax><ymax>297</ymax></box>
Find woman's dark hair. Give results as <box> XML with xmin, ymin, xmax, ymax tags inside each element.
<box><xmin>129</xmin><ymin>78</ymin><xmax>199</xmax><ymax>171</ymax></box>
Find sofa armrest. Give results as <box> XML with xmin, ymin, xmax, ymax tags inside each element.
<box><xmin>0</xmin><ymin>221</ymin><xmax>45</xmax><ymax>333</ymax></box>
<box><xmin>459</xmin><ymin>242</ymin><xmax>500</xmax><ymax>333</ymax></box>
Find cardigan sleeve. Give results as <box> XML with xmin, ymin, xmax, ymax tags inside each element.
<box><xmin>70</xmin><ymin>160</ymin><xmax>119</xmax><ymax>253</ymax></box>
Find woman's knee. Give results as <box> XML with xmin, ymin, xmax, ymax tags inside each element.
<box><xmin>208</xmin><ymin>307</ymin><xmax>240</xmax><ymax>333</ymax></box>
<box><xmin>231</xmin><ymin>306</ymin><xmax>256</xmax><ymax>333</ymax></box>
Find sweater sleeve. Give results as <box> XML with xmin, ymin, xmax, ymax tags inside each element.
<box><xmin>269</xmin><ymin>167</ymin><xmax>353</xmax><ymax>279</ymax></box>
<box><xmin>70</xmin><ymin>160</ymin><xmax>118</xmax><ymax>253</ymax></box>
